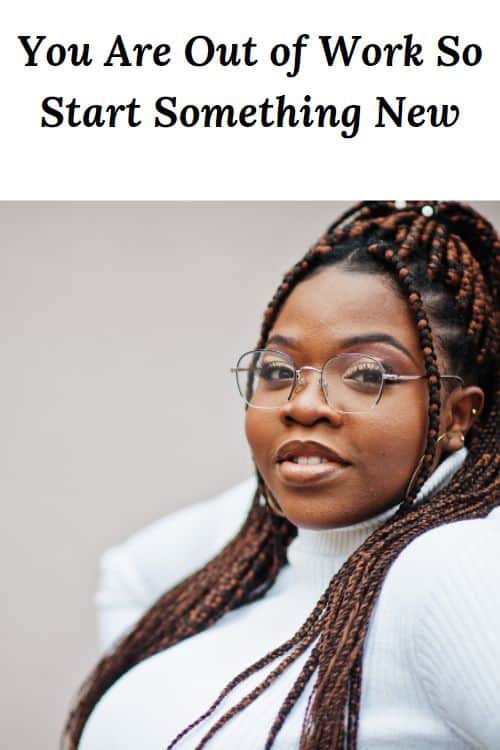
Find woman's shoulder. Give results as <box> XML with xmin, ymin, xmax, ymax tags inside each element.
<box><xmin>380</xmin><ymin>506</ymin><xmax>500</xmax><ymax>747</ymax></box>
<box><xmin>376</xmin><ymin>505</ymin><xmax>500</xmax><ymax>626</ymax></box>
<box><xmin>374</xmin><ymin>505</ymin><xmax>500</xmax><ymax>677</ymax></box>
<box><xmin>96</xmin><ymin>477</ymin><xmax>256</xmax><ymax>650</ymax></box>
<box><xmin>391</xmin><ymin>505</ymin><xmax>500</xmax><ymax>581</ymax></box>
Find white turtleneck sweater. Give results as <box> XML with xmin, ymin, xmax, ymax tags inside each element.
<box><xmin>80</xmin><ymin>449</ymin><xmax>500</xmax><ymax>749</ymax></box>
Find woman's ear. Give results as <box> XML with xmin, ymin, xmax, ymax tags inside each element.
<box><xmin>438</xmin><ymin>385</ymin><xmax>485</xmax><ymax>454</ymax></box>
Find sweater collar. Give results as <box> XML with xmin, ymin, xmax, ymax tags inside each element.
<box><xmin>286</xmin><ymin>448</ymin><xmax>467</xmax><ymax>591</ymax></box>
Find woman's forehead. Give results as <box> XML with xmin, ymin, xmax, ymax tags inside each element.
<box><xmin>269</xmin><ymin>267</ymin><xmax>421</xmax><ymax>355</ymax></box>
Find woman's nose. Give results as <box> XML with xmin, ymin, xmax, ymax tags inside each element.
<box><xmin>279</xmin><ymin>367</ymin><xmax>343</xmax><ymax>427</ymax></box>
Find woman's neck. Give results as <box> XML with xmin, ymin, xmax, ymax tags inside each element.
<box><xmin>286</xmin><ymin>448</ymin><xmax>468</xmax><ymax>592</ymax></box>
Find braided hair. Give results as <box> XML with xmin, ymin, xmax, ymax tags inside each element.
<box><xmin>63</xmin><ymin>201</ymin><xmax>499</xmax><ymax>750</ymax></box>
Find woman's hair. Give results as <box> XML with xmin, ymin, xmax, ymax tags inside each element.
<box><xmin>63</xmin><ymin>201</ymin><xmax>499</xmax><ymax>749</ymax></box>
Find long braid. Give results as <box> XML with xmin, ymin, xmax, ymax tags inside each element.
<box><xmin>63</xmin><ymin>202</ymin><xmax>499</xmax><ymax>750</ymax></box>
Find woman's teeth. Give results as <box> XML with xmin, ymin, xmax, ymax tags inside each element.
<box><xmin>291</xmin><ymin>456</ymin><xmax>331</xmax><ymax>465</ymax></box>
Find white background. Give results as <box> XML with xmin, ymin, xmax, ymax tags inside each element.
<box><xmin>1</xmin><ymin>0</ymin><xmax>499</xmax><ymax>199</ymax></box>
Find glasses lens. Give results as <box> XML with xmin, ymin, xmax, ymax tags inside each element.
<box><xmin>235</xmin><ymin>350</ymin><xmax>295</xmax><ymax>408</ymax></box>
<box><xmin>323</xmin><ymin>354</ymin><xmax>384</xmax><ymax>413</ymax></box>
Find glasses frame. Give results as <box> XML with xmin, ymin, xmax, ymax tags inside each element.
<box><xmin>231</xmin><ymin>348</ymin><xmax>464</xmax><ymax>414</ymax></box>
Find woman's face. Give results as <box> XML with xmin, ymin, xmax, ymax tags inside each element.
<box><xmin>245</xmin><ymin>266</ymin><xmax>435</xmax><ymax>529</ymax></box>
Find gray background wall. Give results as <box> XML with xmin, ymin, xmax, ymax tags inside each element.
<box><xmin>1</xmin><ymin>202</ymin><xmax>498</xmax><ymax>750</ymax></box>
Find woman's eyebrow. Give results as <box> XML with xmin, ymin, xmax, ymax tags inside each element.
<box><xmin>267</xmin><ymin>334</ymin><xmax>297</xmax><ymax>349</ymax></box>
<box><xmin>339</xmin><ymin>333</ymin><xmax>418</xmax><ymax>366</ymax></box>
<box><xmin>267</xmin><ymin>332</ymin><xmax>418</xmax><ymax>366</ymax></box>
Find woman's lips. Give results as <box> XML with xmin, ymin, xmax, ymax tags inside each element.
<box><xmin>277</xmin><ymin>459</ymin><xmax>348</xmax><ymax>485</ymax></box>
<box><xmin>275</xmin><ymin>440</ymin><xmax>350</xmax><ymax>485</ymax></box>
<box><xmin>276</xmin><ymin>439</ymin><xmax>348</xmax><ymax>465</ymax></box>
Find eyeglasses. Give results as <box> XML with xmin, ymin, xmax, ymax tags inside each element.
<box><xmin>231</xmin><ymin>349</ymin><xmax>464</xmax><ymax>414</ymax></box>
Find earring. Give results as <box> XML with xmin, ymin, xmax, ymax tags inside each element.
<box><xmin>263</xmin><ymin>486</ymin><xmax>286</xmax><ymax>517</ymax></box>
<box><xmin>460</xmin><ymin>433</ymin><xmax>465</xmax><ymax>443</ymax></box>
<box><xmin>404</xmin><ymin>432</ymin><xmax>447</xmax><ymax>501</ymax></box>
<box><xmin>472</xmin><ymin>408</ymin><xmax>477</xmax><ymax>416</ymax></box>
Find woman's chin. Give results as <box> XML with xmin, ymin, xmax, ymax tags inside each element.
<box><xmin>276</xmin><ymin>492</ymin><xmax>400</xmax><ymax>530</ymax></box>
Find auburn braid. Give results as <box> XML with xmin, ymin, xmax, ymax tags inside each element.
<box><xmin>63</xmin><ymin>202</ymin><xmax>499</xmax><ymax>750</ymax></box>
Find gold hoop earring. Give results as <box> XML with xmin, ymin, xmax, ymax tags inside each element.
<box><xmin>404</xmin><ymin>432</ymin><xmax>447</xmax><ymax>502</ymax></box>
<box><xmin>263</xmin><ymin>487</ymin><xmax>286</xmax><ymax>517</ymax></box>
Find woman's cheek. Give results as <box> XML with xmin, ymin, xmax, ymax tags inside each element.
<box><xmin>362</xmin><ymin>408</ymin><xmax>426</xmax><ymax>492</ymax></box>
<box><xmin>245</xmin><ymin>410</ymin><xmax>271</xmax><ymax>475</ymax></box>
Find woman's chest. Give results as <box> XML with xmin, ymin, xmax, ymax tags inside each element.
<box><xmin>78</xmin><ymin>575</ymin><xmax>468</xmax><ymax>750</ymax></box>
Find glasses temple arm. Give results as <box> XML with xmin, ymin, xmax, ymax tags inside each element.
<box><xmin>384</xmin><ymin>374</ymin><xmax>464</xmax><ymax>384</ymax></box>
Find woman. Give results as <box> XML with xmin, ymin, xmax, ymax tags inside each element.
<box><xmin>65</xmin><ymin>201</ymin><xmax>499</xmax><ymax>749</ymax></box>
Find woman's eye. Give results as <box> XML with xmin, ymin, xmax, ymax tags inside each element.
<box><xmin>259</xmin><ymin>362</ymin><xmax>295</xmax><ymax>381</ymax></box>
<box><xmin>343</xmin><ymin>364</ymin><xmax>382</xmax><ymax>388</ymax></box>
